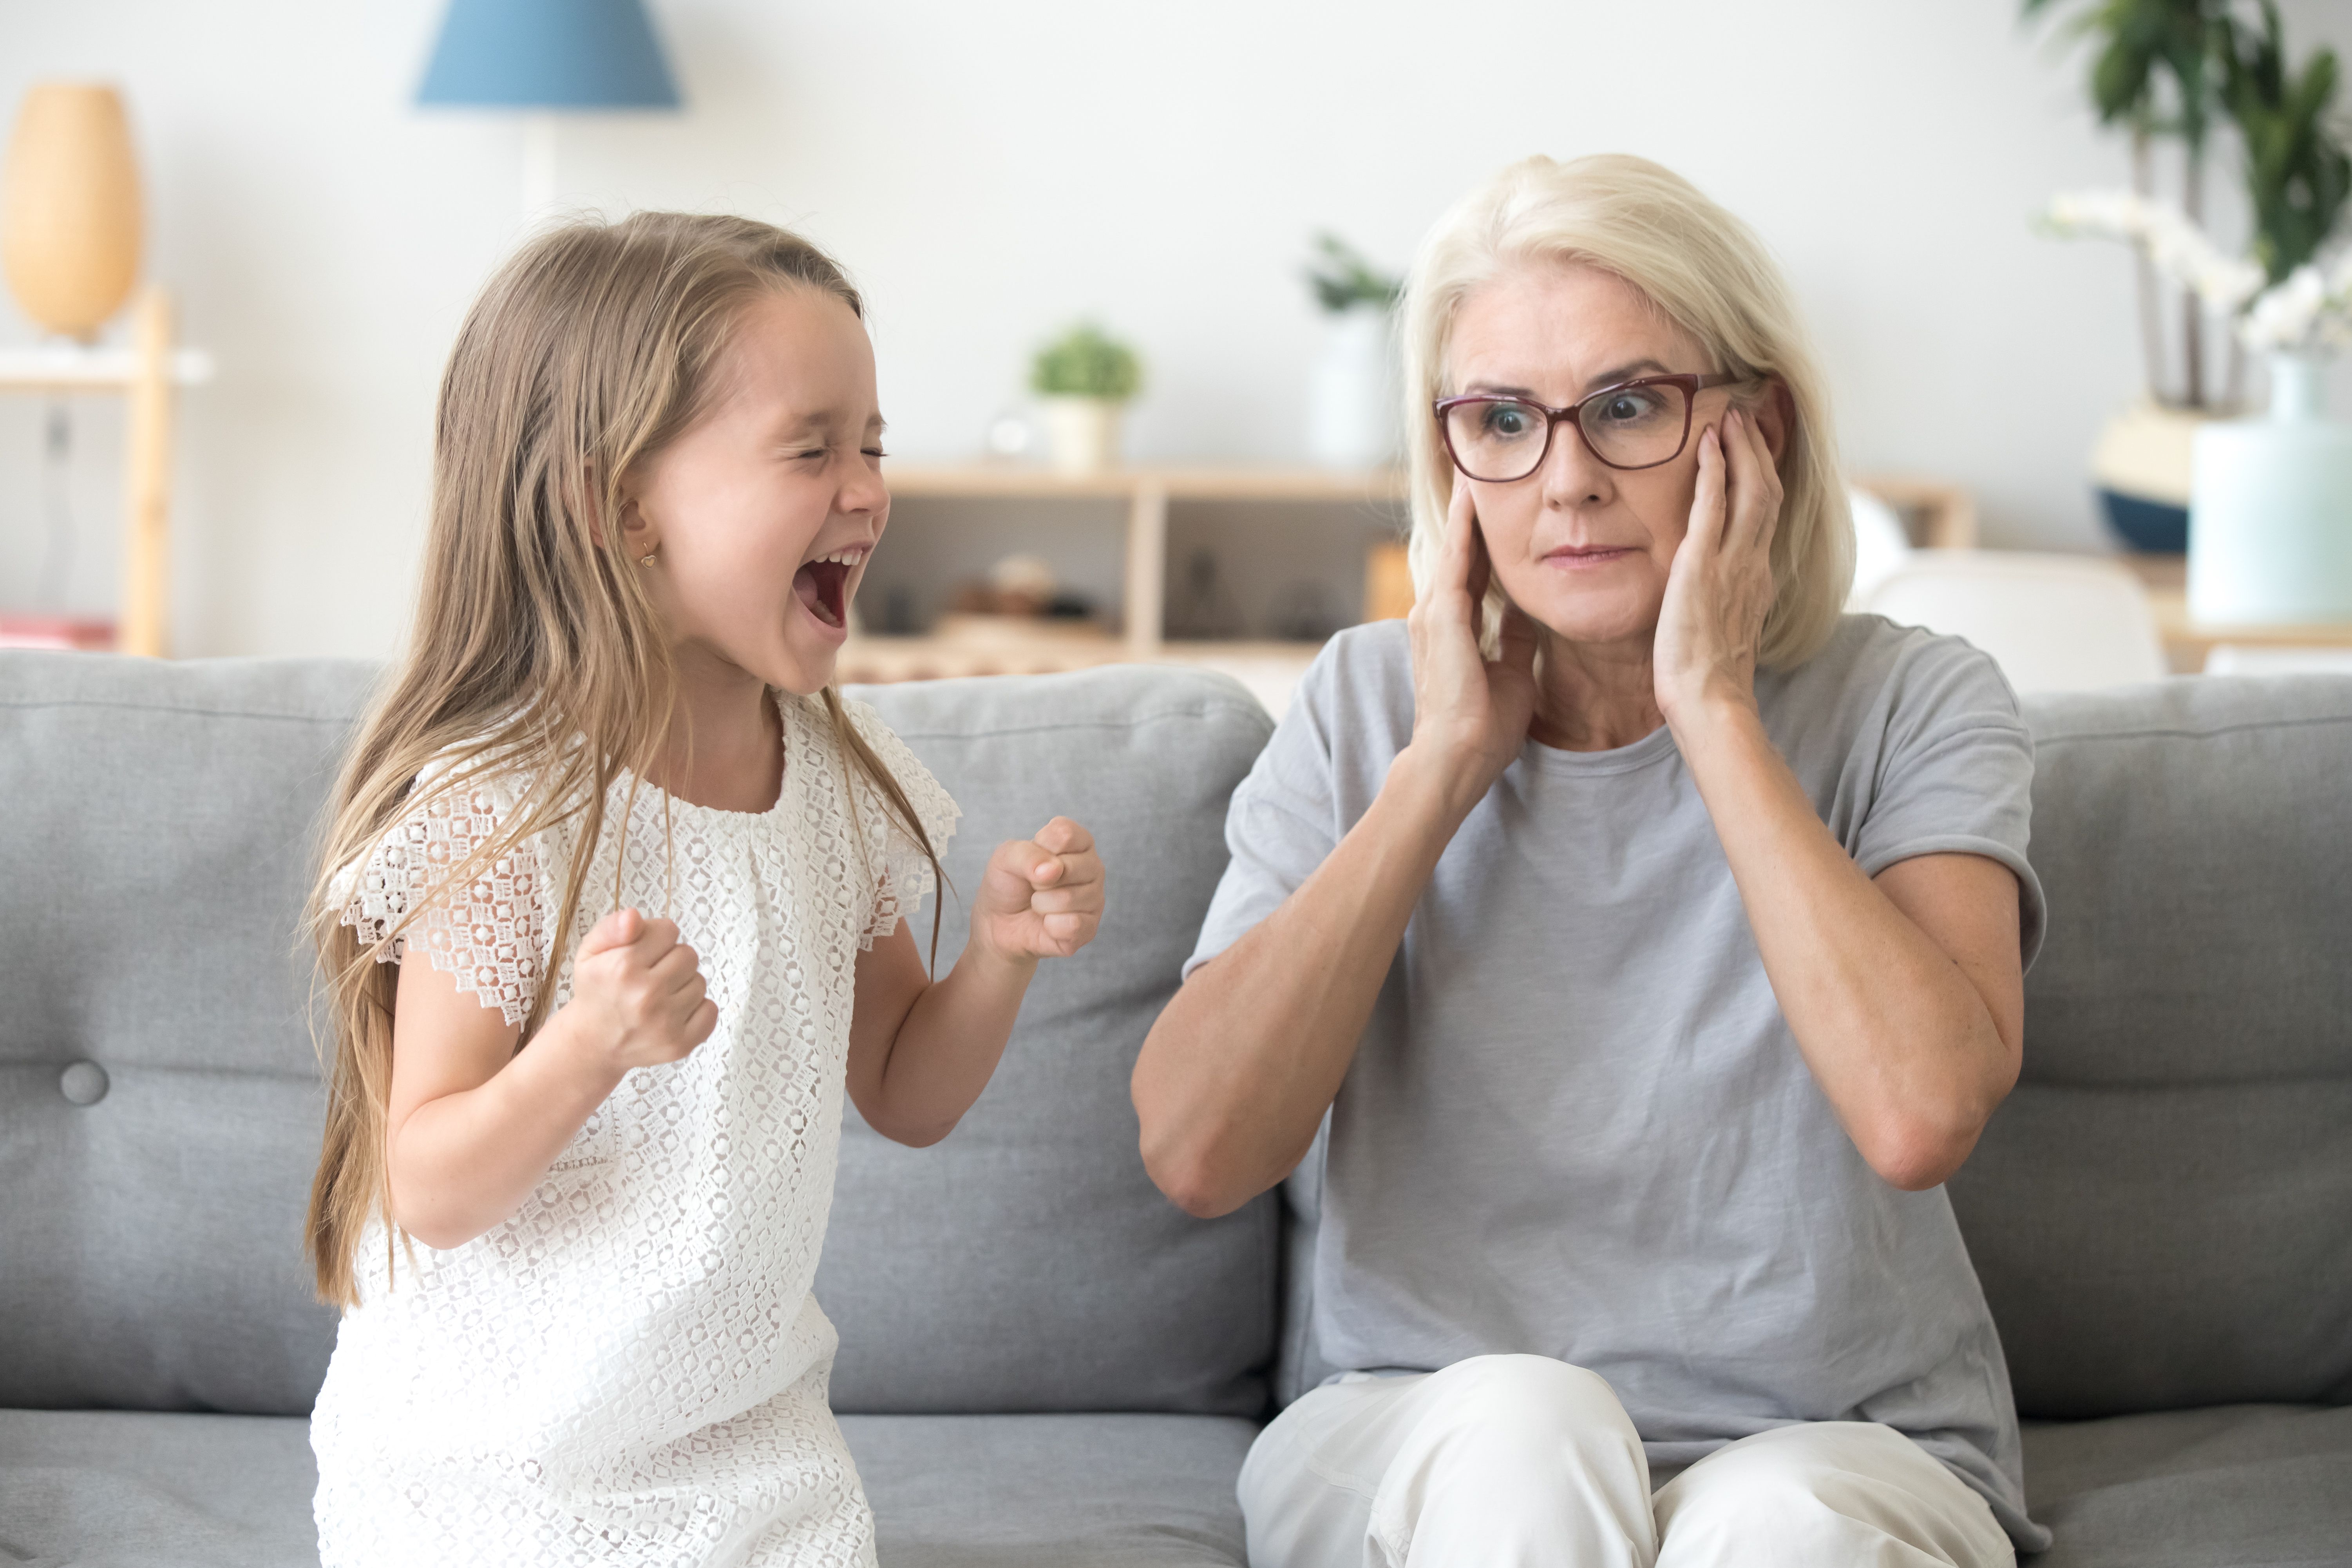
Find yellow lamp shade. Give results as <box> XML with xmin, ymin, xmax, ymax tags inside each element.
<box><xmin>4</xmin><ymin>83</ymin><xmax>143</xmax><ymax>338</ymax></box>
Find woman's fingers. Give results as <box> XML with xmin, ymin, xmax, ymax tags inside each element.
<box><xmin>1687</xmin><ymin>423</ymin><xmax>1728</xmax><ymax>556</ymax></box>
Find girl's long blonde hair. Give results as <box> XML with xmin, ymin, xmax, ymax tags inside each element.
<box><xmin>305</xmin><ymin>212</ymin><xmax>941</xmax><ymax>1308</ymax></box>
<box><xmin>1401</xmin><ymin>153</ymin><xmax>1854</xmax><ymax>667</ymax></box>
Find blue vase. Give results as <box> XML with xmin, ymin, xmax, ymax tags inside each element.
<box><xmin>2188</xmin><ymin>354</ymin><xmax>2352</xmax><ymax>624</ymax></box>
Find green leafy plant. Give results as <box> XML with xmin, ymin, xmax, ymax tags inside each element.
<box><xmin>2024</xmin><ymin>0</ymin><xmax>2228</xmax><ymax>404</ymax></box>
<box><xmin>2216</xmin><ymin>0</ymin><xmax>2350</xmax><ymax>284</ymax></box>
<box><xmin>1030</xmin><ymin>322</ymin><xmax>1142</xmax><ymax>401</ymax></box>
<box><xmin>1304</xmin><ymin>233</ymin><xmax>1402</xmax><ymax>314</ymax></box>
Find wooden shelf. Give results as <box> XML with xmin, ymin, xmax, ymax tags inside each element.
<box><xmin>0</xmin><ymin>343</ymin><xmax>214</xmax><ymax>391</ymax></box>
<box><xmin>879</xmin><ymin>464</ymin><xmax>1405</xmax><ymax>663</ymax></box>
<box><xmin>884</xmin><ymin>463</ymin><xmax>1407</xmax><ymax>503</ymax></box>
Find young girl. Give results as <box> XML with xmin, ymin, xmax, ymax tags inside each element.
<box><xmin>304</xmin><ymin>213</ymin><xmax>1106</xmax><ymax>1566</ymax></box>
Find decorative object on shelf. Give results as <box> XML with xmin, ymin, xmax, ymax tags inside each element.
<box><xmin>984</xmin><ymin>411</ymin><xmax>1035</xmax><ymax>460</ymax></box>
<box><xmin>1168</xmin><ymin>548</ymin><xmax>1241</xmax><ymax>640</ymax></box>
<box><xmin>4</xmin><ymin>82</ymin><xmax>141</xmax><ymax>337</ymax></box>
<box><xmin>1363</xmin><ymin>539</ymin><xmax>1413</xmax><ymax>622</ymax></box>
<box><xmin>416</xmin><ymin>0</ymin><xmax>682</xmax><ymax>219</ymax></box>
<box><xmin>1269</xmin><ymin>580</ymin><xmax>1342</xmax><ymax>642</ymax></box>
<box><xmin>2190</xmin><ymin>347</ymin><xmax>2352</xmax><ymax>624</ymax></box>
<box><xmin>2026</xmin><ymin>0</ymin><xmax>2349</xmax><ymax>551</ymax></box>
<box><xmin>940</xmin><ymin>553</ymin><xmax>1104</xmax><ymax>638</ymax></box>
<box><xmin>1303</xmin><ymin>233</ymin><xmax>1402</xmax><ymax>470</ymax></box>
<box><xmin>1030</xmin><ymin>322</ymin><xmax>1141</xmax><ymax>476</ymax></box>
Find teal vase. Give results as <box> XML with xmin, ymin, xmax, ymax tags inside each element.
<box><xmin>2189</xmin><ymin>354</ymin><xmax>2352</xmax><ymax>624</ymax></box>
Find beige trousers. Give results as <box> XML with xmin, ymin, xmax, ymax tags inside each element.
<box><xmin>1237</xmin><ymin>1355</ymin><xmax>2015</xmax><ymax>1568</ymax></box>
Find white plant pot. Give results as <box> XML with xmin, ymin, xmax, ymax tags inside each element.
<box><xmin>2189</xmin><ymin>353</ymin><xmax>2352</xmax><ymax>625</ymax></box>
<box><xmin>1307</xmin><ymin>304</ymin><xmax>1398</xmax><ymax>470</ymax></box>
<box><xmin>1041</xmin><ymin>397</ymin><xmax>1125</xmax><ymax>475</ymax></box>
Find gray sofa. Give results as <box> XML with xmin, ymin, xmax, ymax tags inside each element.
<box><xmin>1</xmin><ymin>649</ymin><xmax>2346</xmax><ymax>1568</ymax></box>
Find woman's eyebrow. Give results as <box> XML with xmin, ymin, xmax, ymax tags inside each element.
<box><xmin>1583</xmin><ymin>359</ymin><xmax>1671</xmax><ymax>391</ymax></box>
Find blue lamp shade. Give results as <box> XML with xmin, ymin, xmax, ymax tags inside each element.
<box><xmin>417</xmin><ymin>0</ymin><xmax>681</xmax><ymax>110</ymax></box>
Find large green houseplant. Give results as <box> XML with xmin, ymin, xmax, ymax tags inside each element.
<box><xmin>2028</xmin><ymin>0</ymin><xmax>2351</xmax><ymax>549</ymax></box>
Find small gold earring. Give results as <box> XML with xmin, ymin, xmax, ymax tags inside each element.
<box><xmin>639</xmin><ymin>548</ymin><xmax>658</xmax><ymax>566</ymax></box>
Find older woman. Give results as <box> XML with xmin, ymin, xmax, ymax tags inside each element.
<box><xmin>1132</xmin><ymin>155</ymin><xmax>2049</xmax><ymax>1567</ymax></box>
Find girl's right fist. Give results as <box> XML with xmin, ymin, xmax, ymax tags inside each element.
<box><xmin>567</xmin><ymin>908</ymin><xmax>718</xmax><ymax>1071</ymax></box>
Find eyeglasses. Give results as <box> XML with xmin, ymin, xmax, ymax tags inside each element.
<box><xmin>1435</xmin><ymin>373</ymin><xmax>1752</xmax><ymax>483</ymax></box>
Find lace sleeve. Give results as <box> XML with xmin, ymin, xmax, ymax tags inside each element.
<box><xmin>333</xmin><ymin>768</ymin><xmax>547</xmax><ymax>1027</ymax></box>
<box><xmin>839</xmin><ymin>699</ymin><xmax>962</xmax><ymax>951</ymax></box>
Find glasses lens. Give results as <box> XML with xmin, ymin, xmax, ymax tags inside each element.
<box><xmin>1579</xmin><ymin>382</ymin><xmax>1688</xmax><ymax>468</ymax></box>
<box><xmin>1444</xmin><ymin>399</ymin><xmax>1549</xmax><ymax>481</ymax></box>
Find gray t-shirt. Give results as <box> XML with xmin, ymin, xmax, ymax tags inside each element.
<box><xmin>1185</xmin><ymin>614</ymin><xmax>2049</xmax><ymax>1549</ymax></box>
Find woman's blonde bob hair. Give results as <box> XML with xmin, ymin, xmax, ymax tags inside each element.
<box><xmin>1401</xmin><ymin>153</ymin><xmax>1853</xmax><ymax>667</ymax></box>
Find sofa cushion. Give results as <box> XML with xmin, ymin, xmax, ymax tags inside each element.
<box><xmin>0</xmin><ymin>1408</ymin><xmax>321</xmax><ymax>1568</ymax></box>
<box><xmin>0</xmin><ymin>1409</ymin><xmax>1259</xmax><ymax>1568</ymax></box>
<box><xmin>1952</xmin><ymin>677</ymin><xmax>2352</xmax><ymax>1419</ymax></box>
<box><xmin>0</xmin><ymin>653</ymin><xmax>372</xmax><ymax>1414</ymax></box>
<box><xmin>2022</xmin><ymin>1403</ymin><xmax>2352</xmax><ymax>1567</ymax></box>
<box><xmin>824</xmin><ymin>669</ymin><xmax>1281</xmax><ymax>1416</ymax></box>
<box><xmin>842</xmin><ymin>1412</ymin><xmax>1253</xmax><ymax>1566</ymax></box>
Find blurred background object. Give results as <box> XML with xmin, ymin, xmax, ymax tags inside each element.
<box><xmin>416</xmin><ymin>0</ymin><xmax>682</xmax><ymax>216</ymax></box>
<box><xmin>1860</xmin><ymin>549</ymin><xmax>2168</xmax><ymax>693</ymax></box>
<box><xmin>1030</xmin><ymin>323</ymin><xmax>1142</xmax><ymax>475</ymax></box>
<box><xmin>1</xmin><ymin>0</ymin><xmax>2346</xmax><ymax>670</ymax></box>
<box><xmin>1303</xmin><ymin>233</ymin><xmax>1402</xmax><ymax>470</ymax></box>
<box><xmin>3</xmin><ymin>83</ymin><xmax>139</xmax><ymax>338</ymax></box>
<box><xmin>0</xmin><ymin>79</ymin><xmax>210</xmax><ymax>656</ymax></box>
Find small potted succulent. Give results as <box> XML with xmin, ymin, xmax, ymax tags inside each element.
<box><xmin>1031</xmin><ymin>322</ymin><xmax>1142</xmax><ymax>475</ymax></box>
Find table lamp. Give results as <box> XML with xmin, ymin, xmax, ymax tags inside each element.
<box><xmin>416</xmin><ymin>0</ymin><xmax>682</xmax><ymax>217</ymax></box>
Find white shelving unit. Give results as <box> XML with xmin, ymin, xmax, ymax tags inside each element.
<box><xmin>0</xmin><ymin>288</ymin><xmax>214</xmax><ymax>656</ymax></box>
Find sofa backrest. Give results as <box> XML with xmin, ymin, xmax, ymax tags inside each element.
<box><xmin>0</xmin><ymin>652</ymin><xmax>368</xmax><ymax>1414</ymax></box>
<box><xmin>822</xmin><ymin>668</ymin><xmax>1279</xmax><ymax>1416</ymax></box>
<box><xmin>1951</xmin><ymin>675</ymin><xmax>2352</xmax><ymax>1418</ymax></box>
<box><xmin>0</xmin><ymin>653</ymin><xmax>1279</xmax><ymax>1420</ymax></box>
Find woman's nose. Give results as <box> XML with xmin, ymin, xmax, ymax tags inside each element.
<box><xmin>1539</xmin><ymin>417</ymin><xmax>1613</xmax><ymax>505</ymax></box>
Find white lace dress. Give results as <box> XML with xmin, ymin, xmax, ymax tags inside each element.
<box><xmin>311</xmin><ymin>693</ymin><xmax>958</xmax><ymax>1568</ymax></box>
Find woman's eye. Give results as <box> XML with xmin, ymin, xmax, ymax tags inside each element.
<box><xmin>1484</xmin><ymin>404</ymin><xmax>1537</xmax><ymax>438</ymax></box>
<box><xmin>1598</xmin><ymin>392</ymin><xmax>1662</xmax><ymax>424</ymax></box>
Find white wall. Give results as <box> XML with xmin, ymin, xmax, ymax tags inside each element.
<box><xmin>3</xmin><ymin>0</ymin><xmax>2347</xmax><ymax>659</ymax></box>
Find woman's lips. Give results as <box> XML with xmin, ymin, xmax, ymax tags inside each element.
<box><xmin>1542</xmin><ymin>546</ymin><xmax>1639</xmax><ymax>571</ymax></box>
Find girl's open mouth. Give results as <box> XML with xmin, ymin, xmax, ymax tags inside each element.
<box><xmin>792</xmin><ymin>547</ymin><xmax>866</xmax><ymax>631</ymax></box>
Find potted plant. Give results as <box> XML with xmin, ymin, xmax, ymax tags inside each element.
<box><xmin>2045</xmin><ymin>3</ymin><xmax>2350</xmax><ymax>617</ymax></box>
<box><xmin>1031</xmin><ymin>322</ymin><xmax>1142</xmax><ymax>475</ymax></box>
<box><xmin>2024</xmin><ymin>0</ymin><xmax>2235</xmax><ymax>549</ymax></box>
<box><xmin>1303</xmin><ymin>233</ymin><xmax>1404</xmax><ymax>470</ymax></box>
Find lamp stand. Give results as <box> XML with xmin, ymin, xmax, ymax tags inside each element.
<box><xmin>521</xmin><ymin>112</ymin><xmax>558</xmax><ymax>219</ymax></box>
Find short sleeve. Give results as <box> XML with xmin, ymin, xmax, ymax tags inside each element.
<box><xmin>331</xmin><ymin>768</ymin><xmax>547</xmax><ymax>1026</ymax></box>
<box><xmin>1852</xmin><ymin>634</ymin><xmax>2046</xmax><ymax>968</ymax></box>
<box><xmin>839</xmin><ymin>700</ymin><xmax>962</xmax><ymax>950</ymax></box>
<box><xmin>1183</xmin><ymin>648</ymin><xmax>1350</xmax><ymax>981</ymax></box>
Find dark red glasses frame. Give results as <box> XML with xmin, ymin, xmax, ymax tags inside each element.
<box><xmin>1434</xmin><ymin>373</ymin><xmax>1752</xmax><ymax>480</ymax></box>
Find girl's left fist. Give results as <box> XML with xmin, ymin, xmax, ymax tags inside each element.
<box><xmin>975</xmin><ymin>816</ymin><xmax>1105</xmax><ymax>962</ymax></box>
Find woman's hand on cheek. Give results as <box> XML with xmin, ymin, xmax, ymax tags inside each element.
<box><xmin>1654</xmin><ymin>408</ymin><xmax>1780</xmax><ymax>727</ymax></box>
<box><xmin>972</xmin><ymin>816</ymin><xmax>1106</xmax><ymax>964</ymax></box>
<box><xmin>1404</xmin><ymin>477</ymin><xmax>1540</xmax><ymax>806</ymax></box>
